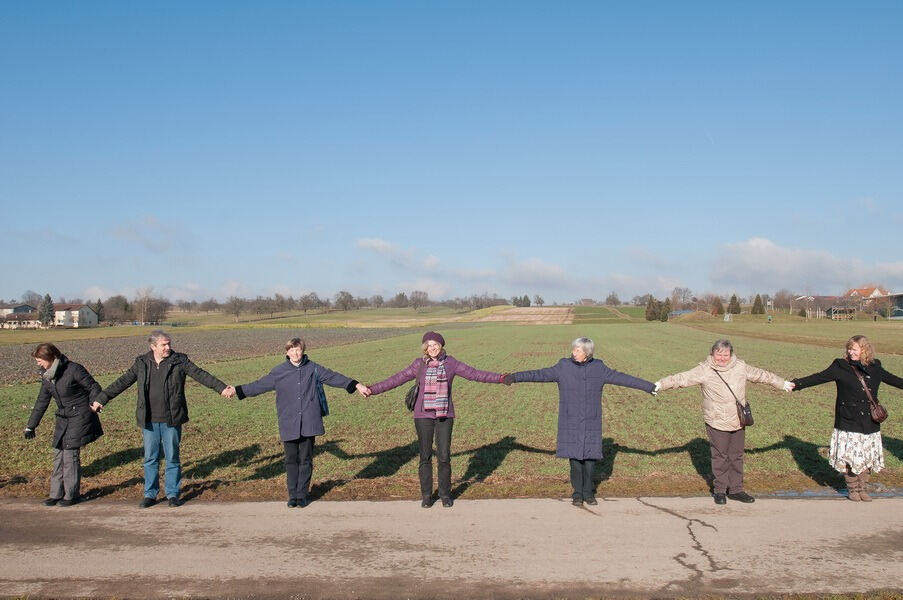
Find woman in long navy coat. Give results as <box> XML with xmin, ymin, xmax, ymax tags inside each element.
<box><xmin>505</xmin><ymin>337</ymin><xmax>656</xmax><ymax>506</ymax></box>
<box><xmin>234</xmin><ymin>337</ymin><xmax>367</xmax><ymax>507</ymax></box>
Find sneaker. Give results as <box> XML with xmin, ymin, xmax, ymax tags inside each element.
<box><xmin>139</xmin><ymin>497</ymin><xmax>156</xmax><ymax>509</ymax></box>
<box><xmin>167</xmin><ymin>497</ymin><xmax>183</xmax><ymax>507</ymax></box>
<box><xmin>440</xmin><ymin>497</ymin><xmax>454</xmax><ymax>508</ymax></box>
<box><xmin>727</xmin><ymin>491</ymin><xmax>755</xmax><ymax>503</ymax></box>
<box><xmin>297</xmin><ymin>497</ymin><xmax>310</xmax><ymax>508</ymax></box>
<box><xmin>572</xmin><ymin>498</ymin><xmax>584</xmax><ymax>506</ymax></box>
<box><xmin>287</xmin><ymin>499</ymin><xmax>298</xmax><ymax>508</ymax></box>
<box><xmin>585</xmin><ymin>497</ymin><xmax>598</xmax><ymax>506</ymax></box>
<box><xmin>421</xmin><ymin>496</ymin><xmax>433</xmax><ymax>508</ymax></box>
<box><xmin>58</xmin><ymin>497</ymin><xmax>79</xmax><ymax>507</ymax></box>
<box><xmin>42</xmin><ymin>498</ymin><xmax>61</xmax><ymax>507</ymax></box>
<box><xmin>713</xmin><ymin>493</ymin><xmax>727</xmax><ymax>505</ymax></box>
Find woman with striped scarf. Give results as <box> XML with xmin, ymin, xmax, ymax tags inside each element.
<box><xmin>365</xmin><ymin>331</ymin><xmax>506</xmax><ymax>508</ymax></box>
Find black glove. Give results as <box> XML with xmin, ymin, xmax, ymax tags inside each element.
<box><xmin>502</xmin><ymin>374</ymin><xmax>515</xmax><ymax>386</ymax></box>
<box><xmin>24</xmin><ymin>427</ymin><xmax>35</xmax><ymax>440</ymax></box>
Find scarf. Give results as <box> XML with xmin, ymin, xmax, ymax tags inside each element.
<box><xmin>42</xmin><ymin>358</ymin><xmax>61</xmax><ymax>383</ymax></box>
<box><xmin>422</xmin><ymin>358</ymin><xmax>450</xmax><ymax>417</ymax></box>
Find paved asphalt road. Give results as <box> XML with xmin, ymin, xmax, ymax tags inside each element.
<box><xmin>1</xmin><ymin>496</ymin><xmax>902</xmax><ymax>599</ymax></box>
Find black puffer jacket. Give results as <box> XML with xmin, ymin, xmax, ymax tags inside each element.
<box><xmin>96</xmin><ymin>351</ymin><xmax>226</xmax><ymax>427</ymax></box>
<box><xmin>792</xmin><ymin>358</ymin><xmax>903</xmax><ymax>434</ymax></box>
<box><xmin>27</xmin><ymin>355</ymin><xmax>104</xmax><ymax>449</ymax></box>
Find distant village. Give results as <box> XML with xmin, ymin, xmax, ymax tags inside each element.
<box><xmin>1</xmin><ymin>285</ymin><xmax>901</xmax><ymax>329</ymax></box>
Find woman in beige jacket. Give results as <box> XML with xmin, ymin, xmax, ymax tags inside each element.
<box><xmin>656</xmin><ymin>339</ymin><xmax>793</xmax><ymax>505</ymax></box>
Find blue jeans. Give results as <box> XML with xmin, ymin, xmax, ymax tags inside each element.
<box><xmin>142</xmin><ymin>422</ymin><xmax>182</xmax><ymax>499</ymax></box>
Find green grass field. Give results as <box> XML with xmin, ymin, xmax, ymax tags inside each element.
<box><xmin>2</xmin><ymin>318</ymin><xmax>902</xmax><ymax>501</ymax></box>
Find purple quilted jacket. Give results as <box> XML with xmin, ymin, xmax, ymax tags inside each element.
<box><xmin>369</xmin><ymin>355</ymin><xmax>504</xmax><ymax>419</ymax></box>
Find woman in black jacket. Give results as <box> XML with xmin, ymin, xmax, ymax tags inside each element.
<box><xmin>24</xmin><ymin>343</ymin><xmax>103</xmax><ymax>506</ymax></box>
<box><xmin>791</xmin><ymin>335</ymin><xmax>903</xmax><ymax>501</ymax></box>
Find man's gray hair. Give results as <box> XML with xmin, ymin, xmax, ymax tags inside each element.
<box><xmin>148</xmin><ymin>330</ymin><xmax>172</xmax><ymax>345</ymax></box>
<box><xmin>710</xmin><ymin>339</ymin><xmax>733</xmax><ymax>356</ymax></box>
<box><xmin>572</xmin><ymin>337</ymin><xmax>594</xmax><ymax>359</ymax></box>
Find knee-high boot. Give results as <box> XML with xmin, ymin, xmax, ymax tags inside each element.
<box><xmin>844</xmin><ymin>468</ymin><xmax>861</xmax><ymax>502</ymax></box>
<box><xmin>858</xmin><ymin>469</ymin><xmax>873</xmax><ymax>502</ymax></box>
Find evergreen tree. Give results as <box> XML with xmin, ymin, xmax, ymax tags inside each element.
<box><xmin>522</xmin><ymin>294</ymin><xmax>531</xmax><ymax>307</ymax></box>
<box><xmin>39</xmin><ymin>294</ymin><xmax>55</xmax><ymax>326</ymax></box>
<box><xmin>91</xmin><ymin>298</ymin><xmax>105</xmax><ymax>322</ymax></box>
<box><xmin>712</xmin><ymin>297</ymin><xmax>725</xmax><ymax>315</ymax></box>
<box><xmin>660</xmin><ymin>298</ymin><xmax>672</xmax><ymax>322</ymax></box>
<box><xmin>728</xmin><ymin>294</ymin><xmax>741</xmax><ymax>314</ymax></box>
<box><xmin>751</xmin><ymin>294</ymin><xmax>765</xmax><ymax>315</ymax></box>
<box><xmin>645</xmin><ymin>297</ymin><xmax>658</xmax><ymax>321</ymax></box>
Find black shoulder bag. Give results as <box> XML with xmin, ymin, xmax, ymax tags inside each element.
<box><xmin>404</xmin><ymin>361</ymin><xmax>425</xmax><ymax>412</ymax></box>
<box><xmin>713</xmin><ymin>369</ymin><xmax>753</xmax><ymax>427</ymax></box>
<box><xmin>852</xmin><ymin>367</ymin><xmax>888</xmax><ymax>423</ymax></box>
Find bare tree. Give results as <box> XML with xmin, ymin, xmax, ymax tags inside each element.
<box><xmin>225</xmin><ymin>296</ymin><xmax>245</xmax><ymax>321</ymax></box>
<box><xmin>533</xmin><ymin>294</ymin><xmax>544</xmax><ymax>307</ymax></box>
<box><xmin>371</xmin><ymin>294</ymin><xmax>384</xmax><ymax>308</ymax></box>
<box><xmin>334</xmin><ymin>291</ymin><xmax>355</xmax><ymax>311</ymax></box>
<box><xmin>604</xmin><ymin>292</ymin><xmax>620</xmax><ymax>306</ymax></box>
<box><xmin>410</xmin><ymin>290</ymin><xmax>429</xmax><ymax>310</ymax></box>
<box><xmin>21</xmin><ymin>290</ymin><xmax>43</xmax><ymax>308</ymax></box>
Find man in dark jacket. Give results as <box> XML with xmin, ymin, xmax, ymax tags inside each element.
<box><xmin>95</xmin><ymin>330</ymin><xmax>229</xmax><ymax>508</ymax></box>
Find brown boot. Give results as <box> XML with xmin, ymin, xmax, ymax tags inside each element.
<box><xmin>844</xmin><ymin>469</ymin><xmax>861</xmax><ymax>502</ymax></box>
<box><xmin>858</xmin><ymin>470</ymin><xmax>873</xmax><ymax>502</ymax></box>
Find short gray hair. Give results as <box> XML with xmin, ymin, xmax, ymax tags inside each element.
<box><xmin>710</xmin><ymin>339</ymin><xmax>733</xmax><ymax>355</ymax></box>
<box><xmin>148</xmin><ymin>330</ymin><xmax>171</xmax><ymax>345</ymax></box>
<box><xmin>571</xmin><ymin>337</ymin><xmax>594</xmax><ymax>359</ymax></box>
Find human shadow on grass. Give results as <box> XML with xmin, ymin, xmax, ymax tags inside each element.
<box><xmin>596</xmin><ymin>437</ymin><xmax>713</xmax><ymax>493</ymax></box>
<box><xmin>450</xmin><ymin>436</ymin><xmax>555</xmax><ymax>498</ymax></box>
<box><xmin>0</xmin><ymin>475</ymin><xmax>28</xmax><ymax>490</ymax></box>
<box><xmin>82</xmin><ymin>447</ymin><xmax>144</xmax><ymax>477</ymax></box>
<box><xmin>746</xmin><ymin>435</ymin><xmax>844</xmax><ymax>491</ymax></box>
<box><xmin>310</xmin><ymin>440</ymin><xmax>421</xmax><ymax>501</ymax></box>
<box><xmin>883</xmin><ymin>437</ymin><xmax>903</xmax><ymax>462</ymax></box>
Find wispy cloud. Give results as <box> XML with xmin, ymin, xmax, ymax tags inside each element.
<box><xmin>110</xmin><ymin>216</ymin><xmax>192</xmax><ymax>253</ymax></box>
<box><xmin>710</xmin><ymin>237</ymin><xmax>903</xmax><ymax>294</ymax></box>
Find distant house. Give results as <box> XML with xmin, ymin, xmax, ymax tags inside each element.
<box><xmin>845</xmin><ymin>286</ymin><xmax>890</xmax><ymax>299</ymax></box>
<box><xmin>53</xmin><ymin>304</ymin><xmax>99</xmax><ymax>328</ymax></box>
<box><xmin>2</xmin><ymin>312</ymin><xmax>41</xmax><ymax>329</ymax></box>
<box><xmin>579</xmin><ymin>299</ymin><xmax>595</xmax><ymax>306</ymax></box>
<box><xmin>0</xmin><ymin>303</ymin><xmax>37</xmax><ymax>316</ymax></box>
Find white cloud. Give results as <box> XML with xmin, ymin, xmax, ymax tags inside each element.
<box><xmin>710</xmin><ymin>237</ymin><xmax>903</xmax><ymax>294</ymax></box>
<box><xmin>110</xmin><ymin>216</ymin><xmax>192</xmax><ymax>253</ymax></box>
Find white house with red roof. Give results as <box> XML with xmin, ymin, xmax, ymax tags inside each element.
<box><xmin>53</xmin><ymin>303</ymin><xmax>99</xmax><ymax>328</ymax></box>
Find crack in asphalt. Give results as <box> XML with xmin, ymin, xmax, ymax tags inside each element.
<box><xmin>634</xmin><ymin>498</ymin><xmax>729</xmax><ymax>592</ymax></box>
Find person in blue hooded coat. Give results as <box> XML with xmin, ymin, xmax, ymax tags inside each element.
<box><xmin>233</xmin><ymin>337</ymin><xmax>368</xmax><ymax>507</ymax></box>
<box><xmin>504</xmin><ymin>337</ymin><xmax>656</xmax><ymax>506</ymax></box>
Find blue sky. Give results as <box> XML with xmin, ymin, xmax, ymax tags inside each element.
<box><xmin>2</xmin><ymin>2</ymin><xmax>901</xmax><ymax>304</ymax></box>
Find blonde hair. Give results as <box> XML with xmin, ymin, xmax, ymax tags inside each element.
<box><xmin>846</xmin><ymin>335</ymin><xmax>874</xmax><ymax>365</ymax></box>
<box><xmin>285</xmin><ymin>337</ymin><xmax>306</xmax><ymax>354</ymax></box>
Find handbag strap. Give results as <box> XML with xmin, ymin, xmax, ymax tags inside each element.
<box><xmin>712</xmin><ymin>369</ymin><xmax>743</xmax><ymax>405</ymax></box>
<box><xmin>851</xmin><ymin>366</ymin><xmax>879</xmax><ymax>408</ymax></box>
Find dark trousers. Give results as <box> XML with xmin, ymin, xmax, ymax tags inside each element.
<box><xmin>414</xmin><ymin>417</ymin><xmax>454</xmax><ymax>500</ymax></box>
<box><xmin>50</xmin><ymin>447</ymin><xmax>81</xmax><ymax>501</ymax></box>
<box><xmin>569</xmin><ymin>458</ymin><xmax>596</xmax><ymax>500</ymax></box>
<box><xmin>705</xmin><ymin>423</ymin><xmax>745</xmax><ymax>494</ymax></box>
<box><xmin>283</xmin><ymin>436</ymin><xmax>314</xmax><ymax>501</ymax></box>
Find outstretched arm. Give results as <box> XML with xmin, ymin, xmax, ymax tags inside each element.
<box><xmin>513</xmin><ymin>364</ymin><xmax>560</xmax><ymax>384</ymax></box>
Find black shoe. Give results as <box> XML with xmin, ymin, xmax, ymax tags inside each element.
<box><xmin>139</xmin><ymin>497</ymin><xmax>156</xmax><ymax>509</ymax></box>
<box><xmin>440</xmin><ymin>497</ymin><xmax>453</xmax><ymax>508</ymax></box>
<box><xmin>167</xmin><ymin>497</ymin><xmax>183</xmax><ymax>507</ymax></box>
<box><xmin>727</xmin><ymin>491</ymin><xmax>755</xmax><ymax>503</ymax></box>
<box><xmin>572</xmin><ymin>498</ymin><xmax>584</xmax><ymax>506</ymax></box>
<box><xmin>42</xmin><ymin>498</ymin><xmax>60</xmax><ymax>507</ymax></box>
<box><xmin>713</xmin><ymin>493</ymin><xmax>727</xmax><ymax>505</ymax></box>
<box><xmin>421</xmin><ymin>496</ymin><xmax>434</xmax><ymax>508</ymax></box>
<box><xmin>585</xmin><ymin>497</ymin><xmax>598</xmax><ymax>506</ymax></box>
<box><xmin>58</xmin><ymin>497</ymin><xmax>79</xmax><ymax>507</ymax></box>
<box><xmin>297</xmin><ymin>497</ymin><xmax>310</xmax><ymax>508</ymax></box>
<box><xmin>287</xmin><ymin>499</ymin><xmax>298</xmax><ymax>508</ymax></box>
